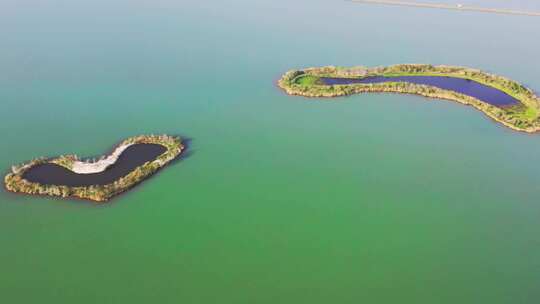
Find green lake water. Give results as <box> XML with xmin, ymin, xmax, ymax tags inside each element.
<box><xmin>1</xmin><ymin>0</ymin><xmax>540</xmax><ymax>303</ymax></box>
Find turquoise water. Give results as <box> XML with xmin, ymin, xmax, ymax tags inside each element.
<box><xmin>1</xmin><ymin>0</ymin><xmax>540</xmax><ymax>303</ymax></box>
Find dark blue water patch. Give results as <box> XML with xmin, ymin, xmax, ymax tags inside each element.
<box><xmin>22</xmin><ymin>144</ymin><xmax>167</xmax><ymax>187</ymax></box>
<box><xmin>320</xmin><ymin>76</ymin><xmax>519</xmax><ymax>107</ymax></box>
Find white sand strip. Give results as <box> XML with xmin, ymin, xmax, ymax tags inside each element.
<box><xmin>70</xmin><ymin>143</ymin><xmax>133</xmax><ymax>174</ymax></box>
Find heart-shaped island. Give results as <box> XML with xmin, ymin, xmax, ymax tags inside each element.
<box><xmin>4</xmin><ymin>134</ymin><xmax>184</xmax><ymax>202</ymax></box>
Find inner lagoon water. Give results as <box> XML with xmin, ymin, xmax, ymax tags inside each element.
<box><xmin>1</xmin><ymin>0</ymin><xmax>540</xmax><ymax>303</ymax></box>
<box><xmin>22</xmin><ymin>144</ymin><xmax>166</xmax><ymax>186</ymax></box>
<box><xmin>321</xmin><ymin>76</ymin><xmax>520</xmax><ymax>106</ymax></box>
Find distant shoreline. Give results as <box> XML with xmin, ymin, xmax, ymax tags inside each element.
<box><xmin>349</xmin><ymin>0</ymin><xmax>540</xmax><ymax>17</ymax></box>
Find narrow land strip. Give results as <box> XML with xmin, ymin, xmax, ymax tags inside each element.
<box><xmin>278</xmin><ymin>65</ymin><xmax>540</xmax><ymax>133</ymax></box>
<box><xmin>349</xmin><ymin>0</ymin><xmax>540</xmax><ymax>17</ymax></box>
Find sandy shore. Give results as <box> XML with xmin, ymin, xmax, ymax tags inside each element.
<box><xmin>70</xmin><ymin>143</ymin><xmax>133</xmax><ymax>174</ymax></box>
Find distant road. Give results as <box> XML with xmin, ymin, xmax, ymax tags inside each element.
<box><xmin>349</xmin><ymin>0</ymin><xmax>540</xmax><ymax>17</ymax></box>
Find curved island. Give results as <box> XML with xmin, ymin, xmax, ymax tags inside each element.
<box><xmin>278</xmin><ymin>64</ymin><xmax>540</xmax><ymax>132</ymax></box>
<box><xmin>4</xmin><ymin>134</ymin><xmax>184</xmax><ymax>202</ymax></box>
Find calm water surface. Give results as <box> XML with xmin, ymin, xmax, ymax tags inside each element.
<box><xmin>321</xmin><ymin>76</ymin><xmax>520</xmax><ymax>106</ymax></box>
<box><xmin>22</xmin><ymin>144</ymin><xmax>166</xmax><ymax>186</ymax></box>
<box><xmin>1</xmin><ymin>0</ymin><xmax>540</xmax><ymax>303</ymax></box>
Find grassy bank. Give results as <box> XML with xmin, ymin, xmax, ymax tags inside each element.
<box><xmin>278</xmin><ymin>64</ymin><xmax>540</xmax><ymax>132</ymax></box>
<box><xmin>4</xmin><ymin>134</ymin><xmax>184</xmax><ymax>202</ymax></box>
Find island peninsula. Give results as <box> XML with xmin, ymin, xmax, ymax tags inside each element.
<box><xmin>4</xmin><ymin>134</ymin><xmax>184</xmax><ymax>202</ymax></box>
<box><xmin>278</xmin><ymin>64</ymin><xmax>540</xmax><ymax>132</ymax></box>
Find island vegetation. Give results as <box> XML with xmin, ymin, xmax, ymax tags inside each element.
<box><xmin>278</xmin><ymin>64</ymin><xmax>540</xmax><ymax>132</ymax></box>
<box><xmin>4</xmin><ymin>134</ymin><xmax>184</xmax><ymax>202</ymax></box>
